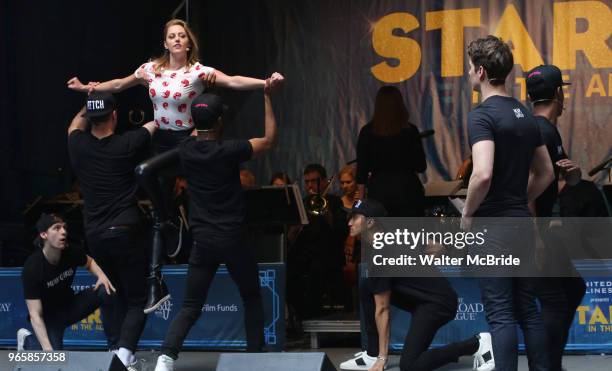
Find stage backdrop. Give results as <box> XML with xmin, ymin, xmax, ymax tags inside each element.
<box><xmin>359</xmin><ymin>261</ymin><xmax>612</xmax><ymax>353</ymax></box>
<box><xmin>240</xmin><ymin>0</ymin><xmax>612</xmax><ymax>187</ymax></box>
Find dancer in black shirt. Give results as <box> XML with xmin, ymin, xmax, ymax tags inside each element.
<box><xmin>18</xmin><ymin>214</ymin><xmax>114</xmax><ymax>352</ymax></box>
<box><xmin>146</xmin><ymin>77</ymin><xmax>281</xmax><ymax>371</ymax></box>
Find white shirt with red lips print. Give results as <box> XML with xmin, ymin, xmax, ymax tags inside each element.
<box><xmin>134</xmin><ymin>61</ymin><xmax>214</xmax><ymax>131</ymax></box>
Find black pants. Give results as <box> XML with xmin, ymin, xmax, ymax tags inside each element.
<box><xmin>361</xmin><ymin>280</ymin><xmax>478</xmax><ymax>371</ymax></box>
<box><xmin>161</xmin><ymin>237</ymin><xmax>265</xmax><ymax>359</ymax></box>
<box><xmin>537</xmin><ymin>277</ymin><xmax>585</xmax><ymax>370</ymax></box>
<box><xmin>24</xmin><ymin>288</ymin><xmax>107</xmax><ymax>350</ymax></box>
<box><xmin>88</xmin><ymin>226</ymin><xmax>148</xmax><ymax>351</ymax></box>
<box><xmin>534</xmin><ymin>225</ymin><xmax>586</xmax><ymax>371</ymax></box>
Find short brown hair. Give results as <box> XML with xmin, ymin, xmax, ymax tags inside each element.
<box><xmin>467</xmin><ymin>35</ymin><xmax>514</xmax><ymax>85</ymax></box>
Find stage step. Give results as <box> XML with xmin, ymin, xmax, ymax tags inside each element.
<box><xmin>302</xmin><ymin>320</ymin><xmax>360</xmax><ymax>348</ymax></box>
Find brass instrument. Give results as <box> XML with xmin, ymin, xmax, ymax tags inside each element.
<box><xmin>304</xmin><ymin>175</ymin><xmax>335</xmax><ymax>216</ymax></box>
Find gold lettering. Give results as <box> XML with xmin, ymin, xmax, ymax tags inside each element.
<box><xmin>372</xmin><ymin>13</ymin><xmax>421</xmax><ymax>83</ymax></box>
<box><xmin>589</xmin><ymin>305</ymin><xmax>609</xmax><ymax>325</ymax></box>
<box><xmin>515</xmin><ymin>77</ymin><xmax>527</xmax><ymax>101</ymax></box>
<box><xmin>553</xmin><ymin>1</ymin><xmax>612</xmax><ymax>69</ymax></box>
<box><xmin>586</xmin><ymin>73</ymin><xmax>607</xmax><ymax>97</ymax></box>
<box><xmin>426</xmin><ymin>8</ymin><xmax>481</xmax><ymax>77</ymax></box>
<box><xmin>494</xmin><ymin>4</ymin><xmax>544</xmax><ymax>72</ymax></box>
<box><xmin>577</xmin><ymin>305</ymin><xmax>589</xmax><ymax>325</ymax></box>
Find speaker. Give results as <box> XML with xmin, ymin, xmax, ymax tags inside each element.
<box><xmin>10</xmin><ymin>352</ymin><xmax>126</xmax><ymax>371</ymax></box>
<box><xmin>216</xmin><ymin>352</ymin><xmax>337</xmax><ymax>371</ymax></box>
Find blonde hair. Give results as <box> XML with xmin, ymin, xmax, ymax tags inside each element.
<box><xmin>152</xmin><ymin>19</ymin><xmax>200</xmax><ymax>74</ymax></box>
<box><xmin>339</xmin><ymin>165</ymin><xmax>356</xmax><ymax>180</ymax></box>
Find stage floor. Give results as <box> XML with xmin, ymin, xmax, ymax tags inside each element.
<box><xmin>2</xmin><ymin>349</ymin><xmax>610</xmax><ymax>370</ymax></box>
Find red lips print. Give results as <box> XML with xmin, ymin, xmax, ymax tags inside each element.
<box><xmin>188</xmin><ymin>91</ymin><xmax>197</xmax><ymax>99</ymax></box>
<box><xmin>175</xmin><ymin>120</ymin><xmax>183</xmax><ymax>127</ymax></box>
<box><xmin>162</xmin><ymin>102</ymin><xmax>169</xmax><ymax>110</ymax></box>
<box><xmin>173</xmin><ymin>92</ymin><xmax>182</xmax><ymax>100</ymax></box>
<box><xmin>162</xmin><ymin>90</ymin><xmax>171</xmax><ymax>98</ymax></box>
<box><xmin>178</xmin><ymin>104</ymin><xmax>187</xmax><ymax>113</ymax></box>
<box><xmin>161</xmin><ymin>117</ymin><xmax>169</xmax><ymax>124</ymax></box>
<box><xmin>181</xmin><ymin>79</ymin><xmax>189</xmax><ymax>88</ymax></box>
<box><xmin>149</xmin><ymin>88</ymin><xmax>156</xmax><ymax>97</ymax></box>
<box><xmin>162</xmin><ymin>81</ymin><xmax>169</xmax><ymax>87</ymax></box>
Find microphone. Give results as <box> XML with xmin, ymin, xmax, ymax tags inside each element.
<box><xmin>588</xmin><ymin>157</ymin><xmax>612</xmax><ymax>177</ymax></box>
<box><xmin>419</xmin><ymin>129</ymin><xmax>435</xmax><ymax>138</ymax></box>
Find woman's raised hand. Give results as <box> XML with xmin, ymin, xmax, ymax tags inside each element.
<box><xmin>67</xmin><ymin>77</ymin><xmax>86</xmax><ymax>92</ymax></box>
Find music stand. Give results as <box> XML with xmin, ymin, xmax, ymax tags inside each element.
<box><xmin>245</xmin><ymin>184</ymin><xmax>308</xmax><ymax>226</ymax></box>
<box><xmin>244</xmin><ymin>184</ymin><xmax>308</xmax><ymax>263</ymax></box>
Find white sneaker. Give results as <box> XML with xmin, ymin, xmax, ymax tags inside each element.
<box><xmin>155</xmin><ymin>354</ymin><xmax>175</xmax><ymax>371</ymax></box>
<box><xmin>473</xmin><ymin>332</ymin><xmax>495</xmax><ymax>371</ymax></box>
<box><xmin>340</xmin><ymin>351</ymin><xmax>378</xmax><ymax>370</ymax></box>
<box><xmin>126</xmin><ymin>354</ymin><xmax>139</xmax><ymax>371</ymax></box>
<box><xmin>16</xmin><ymin>328</ymin><xmax>31</xmax><ymax>351</ymax></box>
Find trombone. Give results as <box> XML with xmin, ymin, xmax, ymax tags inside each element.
<box><xmin>304</xmin><ymin>175</ymin><xmax>336</xmax><ymax>216</ymax></box>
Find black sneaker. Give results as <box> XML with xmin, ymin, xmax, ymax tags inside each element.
<box><xmin>144</xmin><ymin>277</ymin><xmax>170</xmax><ymax>314</ymax></box>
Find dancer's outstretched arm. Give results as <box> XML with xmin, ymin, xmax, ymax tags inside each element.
<box><xmin>209</xmin><ymin>70</ymin><xmax>284</xmax><ymax>91</ymax></box>
<box><xmin>67</xmin><ymin>73</ymin><xmax>146</xmax><ymax>94</ymax></box>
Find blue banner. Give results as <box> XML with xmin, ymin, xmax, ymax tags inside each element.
<box><xmin>363</xmin><ymin>261</ymin><xmax>612</xmax><ymax>353</ymax></box>
<box><xmin>0</xmin><ymin>264</ymin><xmax>285</xmax><ymax>351</ymax></box>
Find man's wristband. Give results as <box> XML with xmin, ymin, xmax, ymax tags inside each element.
<box><xmin>377</xmin><ymin>356</ymin><xmax>387</xmax><ymax>362</ymax></box>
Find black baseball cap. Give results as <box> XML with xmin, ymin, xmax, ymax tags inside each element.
<box><xmin>350</xmin><ymin>199</ymin><xmax>387</xmax><ymax>218</ymax></box>
<box><xmin>34</xmin><ymin>213</ymin><xmax>64</xmax><ymax>246</ymax></box>
<box><xmin>83</xmin><ymin>92</ymin><xmax>116</xmax><ymax>119</ymax></box>
<box><xmin>526</xmin><ymin>65</ymin><xmax>570</xmax><ymax>101</ymax></box>
<box><xmin>191</xmin><ymin>93</ymin><xmax>224</xmax><ymax>130</ymax></box>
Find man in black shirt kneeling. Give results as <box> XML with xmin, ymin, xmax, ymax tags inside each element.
<box><xmin>18</xmin><ymin>213</ymin><xmax>115</xmax><ymax>351</ymax></box>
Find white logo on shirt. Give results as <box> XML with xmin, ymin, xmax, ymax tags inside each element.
<box><xmin>46</xmin><ymin>268</ymin><xmax>75</xmax><ymax>288</ymax></box>
<box><xmin>513</xmin><ymin>108</ymin><xmax>525</xmax><ymax>118</ymax></box>
<box><xmin>557</xmin><ymin>145</ymin><xmax>563</xmax><ymax>155</ymax></box>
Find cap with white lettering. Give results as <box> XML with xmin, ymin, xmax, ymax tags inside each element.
<box><xmin>350</xmin><ymin>199</ymin><xmax>387</xmax><ymax>218</ymax></box>
<box><xmin>83</xmin><ymin>92</ymin><xmax>116</xmax><ymax>119</ymax></box>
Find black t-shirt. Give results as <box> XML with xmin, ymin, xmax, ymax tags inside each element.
<box><xmin>534</xmin><ymin>116</ymin><xmax>567</xmax><ymax>217</ymax></box>
<box><xmin>364</xmin><ymin>276</ymin><xmax>457</xmax><ymax>312</ymax></box>
<box><xmin>178</xmin><ymin>138</ymin><xmax>253</xmax><ymax>242</ymax></box>
<box><xmin>68</xmin><ymin>128</ymin><xmax>151</xmax><ymax>235</ymax></box>
<box><xmin>22</xmin><ymin>246</ymin><xmax>87</xmax><ymax>312</ymax></box>
<box><xmin>468</xmin><ymin>96</ymin><xmax>543</xmax><ymax>217</ymax></box>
